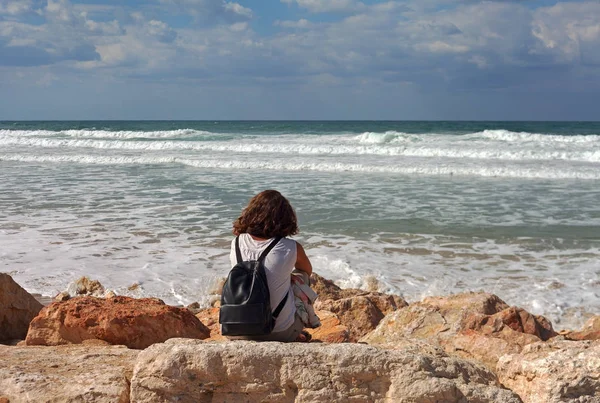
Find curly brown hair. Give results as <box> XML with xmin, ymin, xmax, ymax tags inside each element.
<box><xmin>233</xmin><ymin>190</ymin><xmax>299</xmax><ymax>238</ymax></box>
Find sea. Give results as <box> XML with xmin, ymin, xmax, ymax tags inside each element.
<box><xmin>1</xmin><ymin>121</ymin><xmax>599</xmax><ymax>330</ymax></box>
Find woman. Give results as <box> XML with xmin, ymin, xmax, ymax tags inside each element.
<box><xmin>230</xmin><ymin>189</ymin><xmax>313</xmax><ymax>342</ymax></box>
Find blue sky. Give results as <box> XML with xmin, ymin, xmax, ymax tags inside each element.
<box><xmin>1</xmin><ymin>0</ymin><xmax>599</xmax><ymax>120</ymax></box>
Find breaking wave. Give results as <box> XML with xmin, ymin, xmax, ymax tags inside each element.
<box><xmin>2</xmin><ymin>153</ymin><xmax>599</xmax><ymax>180</ymax></box>
<box><xmin>1</xmin><ymin>135</ymin><xmax>599</xmax><ymax>163</ymax></box>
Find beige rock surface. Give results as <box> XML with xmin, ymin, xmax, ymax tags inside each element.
<box><xmin>361</xmin><ymin>292</ymin><xmax>556</xmax><ymax>369</ymax></box>
<box><xmin>0</xmin><ymin>273</ymin><xmax>43</xmax><ymax>342</ymax></box>
<box><xmin>130</xmin><ymin>338</ymin><xmax>521</xmax><ymax>403</ymax></box>
<box><xmin>497</xmin><ymin>339</ymin><xmax>600</xmax><ymax>403</ymax></box>
<box><xmin>26</xmin><ymin>296</ymin><xmax>210</xmax><ymax>349</ymax></box>
<box><xmin>0</xmin><ymin>344</ymin><xmax>137</xmax><ymax>403</ymax></box>
<box><xmin>66</xmin><ymin>276</ymin><xmax>106</xmax><ymax>297</ymax></box>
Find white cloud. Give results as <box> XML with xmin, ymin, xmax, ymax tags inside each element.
<box><xmin>281</xmin><ymin>0</ymin><xmax>363</xmax><ymax>13</ymax></box>
<box><xmin>2</xmin><ymin>0</ymin><xmax>600</xmax><ymax>96</ymax></box>
<box><xmin>275</xmin><ymin>19</ymin><xmax>313</xmax><ymax>29</ymax></box>
<box><xmin>531</xmin><ymin>2</ymin><xmax>600</xmax><ymax>65</ymax></box>
<box><xmin>0</xmin><ymin>0</ymin><xmax>36</xmax><ymax>16</ymax></box>
<box><xmin>223</xmin><ymin>2</ymin><xmax>252</xmax><ymax>18</ymax></box>
<box><xmin>229</xmin><ymin>22</ymin><xmax>248</xmax><ymax>32</ymax></box>
<box><xmin>416</xmin><ymin>41</ymin><xmax>469</xmax><ymax>54</ymax></box>
<box><xmin>469</xmin><ymin>55</ymin><xmax>488</xmax><ymax>69</ymax></box>
<box><xmin>158</xmin><ymin>0</ymin><xmax>253</xmax><ymax>22</ymax></box>
<box><xmin>145</xmin><ymin>19</ymin><xmax>177</xmax><ymax>43</ymax></box>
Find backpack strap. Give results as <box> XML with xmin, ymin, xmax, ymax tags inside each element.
<box><xmin>272</xmin><ymin>290</ymin><xmax>288</xmax><ymax>318</ymax></box>
<box><xmin>257</xmin><ymin>236</ymin><xmax>282</xmax><ymax>263</ymax></box>
<box><xmin>235</xmin><ymin>235</ymin><xmax>282</xmax><ymax>264</ymax></box>
<box><xmin>255</xmin><ymin>236</ymin><xmax>286</xmax><ymax>317</ymax></box>
<box><xmin>234</xmin><ymin>236</ymin><xmax>243</xmax><ymax>264</ymax></box>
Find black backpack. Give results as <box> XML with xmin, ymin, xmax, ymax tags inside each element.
<box><xmin>219</xmin><ymin>236</ymin><xmax>289</xmax><ymax>336</ymax></box>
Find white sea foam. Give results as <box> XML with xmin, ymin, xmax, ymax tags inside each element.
<box><xmin>0</xmin><ymin>128</ymin><xmax>213</xmax><ymax>139</ymax></box>
<box><xmin>2</xmin><ymin>153</ymin><xmax>600</xmax><ymax>179</ymax></box>
<box><xmin>2</xmin><ymin>151</ymin><xmax>599</xmax><ymax>331</ymax></box>
<box><xmin>355</xmin><ymin>131</ymin><xmax>418</xmax><ymax>144</ymax></box>
<box><xmin>2</xmin><ymin>135</ymin><xmax>600</xmax><ymax>163</ymax></box>
<box><xmin>474</xmin><ymin>129</ymin><xmax>600</xmax><ymax>143</ymax></box>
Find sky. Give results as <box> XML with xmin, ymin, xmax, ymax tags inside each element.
<box><xmin>0</xmin><ymin>0</ymin><xmax>599</xmax><ymax>120</ymax></box>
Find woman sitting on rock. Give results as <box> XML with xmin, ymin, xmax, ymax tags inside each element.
<box><xmin>228</xmin><ymin>189</ymin><xmax>313</xmax><ymax>342</ymax></box>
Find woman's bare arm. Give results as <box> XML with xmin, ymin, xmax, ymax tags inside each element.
<box><xmin>295</xmin><ymin>241</ymin><xmax>313</xmax><ymax>276</ymax></box>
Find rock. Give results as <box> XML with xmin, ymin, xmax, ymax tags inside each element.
<box><xmin>195</xmin><ymin>307</ymin><xmax>226</xmax><ymax>341</ymax></box>
<box><xmin>0</xmin><ymin>344</ymin><xmax>137</xmax><ymax>402</ymax></box>
<box><xmin>311</xmin><ymin>273</ymin><xmax>407</xmax><ymax>304</ymax></box>
<box><xmin>104</xmin><ymin>290</ymin><xmax>117</xmax><ymax>299</ymax></box>
<box><xmin>464</xmin><ymin>306</ymin><xmax>556</xmax><ymax>341</ymax></box>
<box><xmin>564</xmin><ymin>316</ymin><xmax>600</xmax><ymax>341</ymax></box>
<box><xmin>130</xmin><ymin>339</ymin><xmax>521</xmax><ymax>403</ymax></box>
<box><xmin>316</xmin><ymin>294</ymin><xmax>406</xmax><ymax>342</ymax></box>
<box><xmin>67</xmin><ymin>276</ymin><xmax>105</xmax><ymax>297</ymax></box>
<box><xmin>361</xmin><ymin>292</ymin><xmax>557</xmax><ymax>369</ymax></box>
<box><xmin>497</xmin><ymin>339</ymin><xmax>600</xmax><ymax>403</ymax></box>
<box><xmin>54</xmin><ymin>291</ymin><xmax>70</xmax><ymax>302</ymax></box>
<box><xmin>186</xmin><ymin>301</ymin><xmax>202</xmax><ymax>314</ymax></box>
<box><xmin>306</xmin><ymin>310</ymin><xmax>350</xmax><ymax>343</ymax></box>
<box><xmin>25</xmin><ymin>296</ymin><xmax>210</xmax><ymax>349</ymax></box>
<box><xmin>311</xmin><ymin>273</ymin><xmax>408</xmax><ymax>342</ymax></box>
<box><xmin>0</xmin><ymin>273</ymin><xmax>44</xmax><ymax>342</ymax></box>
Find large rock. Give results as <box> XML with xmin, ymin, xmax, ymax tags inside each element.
<box><xmin>0</xmin><ymin>273</ymin><xmax>43</xmax><ymax>342</ymax></box>
<box><xmin>497</xmin><ymin>339</ymin><xmax>600</xmax><ymax>403</ymax></box>
<box><xmin>311</xmin><ymin>273</ymin><xmax>408</xmax><ymax>341</ymax></box>
<box><xmin>25</xmin><ymin>296</ymin><xmax>210</xmax><ymax>349</ymax></box>
<box><xmin>0</xmin><ymin>344</ymin><xmax>137</xmax><ymax>402</ymax></box>
<box><xmin>361</xmin><ymin>292</ymin><xmax>557</xmax><ymax>369</ymax></box>
<box><xmin>130</xmin><ymin>339</ymin><xmax>521</xmax><ymax>402</ymax></box>
<box><xmin>564</xmin><ymin>316</ymin><xmax>600</xmax><ymax>341</ymax></box>
<box><xmin>306</xmin><ymin>310</ymin><xmax>350</xmax><ymax>343</ymax></box>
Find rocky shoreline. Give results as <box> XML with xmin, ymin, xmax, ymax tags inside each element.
<box><xmin>1</xmin><ymin>272</ymin><xmax>598</xmax><ymax>402</ymax></box>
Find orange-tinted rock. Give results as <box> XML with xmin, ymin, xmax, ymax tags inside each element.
<box><xmin>195</xmin><ymin>307</ymin><xmax>226</xmax><ymax>341</ymax></box>
<box><xmin>564</xmin><ymin>315</ymin><xmax>600</xmax><ymax>341</ymax></box>
<box><xmin>25</xmin><ymin>296</ymin><xmax>210</xmax><ymax>349</ymax></box>
<box><xmin>307</xmin><ymin>310</ymin><xmax>350</xmax><ymax>343</ymax></box>
<box><xmin>311</xmin><ymin>273</ymin><xmax>408</xmax><ymax>342</ymax></box>
<box><xmin>362</xmin><ymin>292</ymin><xmax>557</xmax><ymax>369</ymax></box>
<box><xmin>0</xmin><ymin>273</ymin><xmax>44</xmax><ymax>342</ymax></box>
<box><xmin>316</xmin><ymin>294</ymin><xmax>405</xmax><ymax>342</ymax></box>
<box><xmin>465</xmin><ymin>306</ymin><xmax>557</xmax><ymax>341</ymax></box>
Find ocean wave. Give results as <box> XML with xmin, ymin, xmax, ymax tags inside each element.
<box><xmin>355</xmin><ymin>131</ymin><xmax>419</xmax><ymax>144</ymax></box>
<box><xmin>2</xmin><ymin>153</ymin><xmax>600</xmax><ymax>180</ymax></box>
<box><xmin>0</xmin><ymin>128</ymin><xmax>214</xmax><ymax>139</ymax></box>
<box><xmin>471</xmin><ymin>129</ymin><xmax>600</xmax><ymax>143</ymax></box>
<box><xmin>1</xmin><ymin>136</ymin><xmax>599</xmax><ymax>163</ymax></box>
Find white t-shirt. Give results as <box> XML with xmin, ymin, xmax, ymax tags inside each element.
<box><xmin>229</xmin><ymin>234</ymin><xmax>297</xmax><ymax>333</ymax></box>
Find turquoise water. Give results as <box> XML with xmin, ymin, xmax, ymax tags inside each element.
<box><xmin>1</xmin><ymin>121</ymin><xmax>599</xmax><ymax>329</ymax></box>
